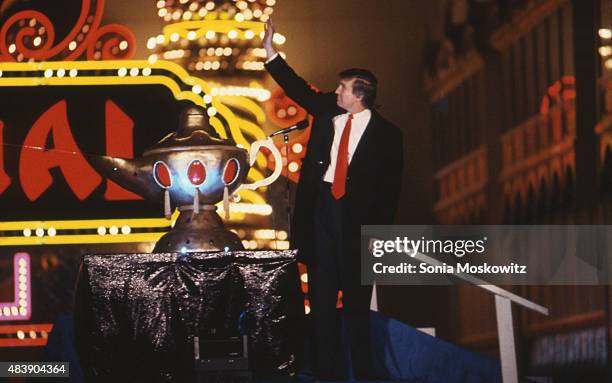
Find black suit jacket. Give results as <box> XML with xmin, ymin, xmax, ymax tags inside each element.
<box><xmin>265</xmin><ymin>56</ymin><xmax>404</xmax><ymax>264</ymax></box>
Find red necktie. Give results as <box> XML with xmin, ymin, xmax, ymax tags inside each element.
<box><xmin>331</xmin><ymin>114</ymin><xmax>353</xmax><ymax>199</ymax></box>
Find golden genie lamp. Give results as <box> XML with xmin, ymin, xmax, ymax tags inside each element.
<box><xmin>90</xmin><ymin>105</ymin><xmax>282</xmax><ymax>253</ymax></box>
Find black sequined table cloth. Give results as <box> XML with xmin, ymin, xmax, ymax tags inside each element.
<box><xmin>74</xmin><ymin>250</ymin><xmax>303</xmax><ymax>382</ymax></box>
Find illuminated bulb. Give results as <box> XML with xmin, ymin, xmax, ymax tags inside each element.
<box><xmin>19</xmin><ymin>299</ymin><xmax>27</xmax><ymax>307</ymax></box>
<box><xmin>29</xmin><ymin>331</ymin><xmax>37</xmax><ymax>339</ymax></box>
<box><xmin>158</xmin><ymin>8</ymin><xmax>167</xmax><ymax>17</ymax></box>
<box><xmin>130</xmin><ymin>67</ymin><xmax>139</xmax><ymax>76</ymax></box>
<box><xmin>215</xmin><ymin>47</ymin><xmax>223</xmax><ymax>56</ymax></box>
<box><xmin>195</xmin><ymin>61</ymin><xmax>204</xmax><ymax>70</ymax></box>
<box><xmin>292</xmin><ymin>143</ymin><xmax>303</xmax><ymax>153</ymax></box>
<box><xmin>47</xmin><ymin>227</ymin><xmax>56</xmax><ymax>236</ymax></box>
<box><xmin>33</xmin><ymin>36</ymin><xmax>42</xmax><ymax>47</ymax></box>
<box><xmin>203</xmin><ymin>94</ymin><xmax>213</xmax><ymax>103</ymax></box>
<box><xmin>192</xmin><ymin>84</ymin><xmax>202</xmax><ymax>94</ymax></box>
<box><xmin>228</xmin><ymin>30</ymin><xmax>238</xmax><ymax>39</ymax></box>
<box><xmin>156</xmin><ymin>34</ymin><xmax>165</xmax><ymax>44</ymax></box>
<box><xmin>237</xmin><ymin>1</ymin><xmax>247</xmax><ymax>10</ymax></box>
<box><xmin>204</xmin><ymin>61</ymin><xmax>212</xmax><ymax>70</ymax></box>
<box><xmin>69</xmin><ymin>68</ymin><xmax>77</xmax><ymax>77</ymax></box>
<box><xmin>243</xmin><ymin>9</ymin><xmax>253</xmax><ymax>20</ymax></box>
<box><xmin>11</xmin><ymin>307</ymin><xmax>18</xmax><ymax>315</ymax></box>
<box><xmin>43</xmin><ymin>69</ymin><xmax>53</xmax><ymax>78</ymax></box>
<box><xmin>599</xmin><ymin>46</ymin><xmax>612</xmax><ymax>57</ymax></box>
<box><xmin>170</xmin><ymin>32</ymin><xmax>180</xmax><ymax>42</ymax></box>
<box><xmin>148</xmin><ymin>54</ymin><xmax>158</xmax><ymax>64</ymax></box>
<box><xmin>97</xmin><ymin>226</ymin><xmax>106</xmax><ymax>235</ymax></box>
<box><xmin>0</xmin><ymin>70</ymin><xmax>2</xmax><ymax>77</ymax></box>
<box><xmin>205</xmin><ymin>30</ymin><xmax>215</xmax><ymax>39</ymax></box>
<box><xmin>261</xmin><ymin>14</ymin><xmax>269</xmax><ymax>22</ymax></box>
<box><xmin>19</xmin><ymin>283</ymin><xmax>26</xmax><ymax>291</ymax></box>
<box><xmin>119</xmin><ymin>41</ymin><xmax>128</xmax><ymax>50</ymax></box>
<box><xmin>19</xmin><ymin>267</ymin><xmax>26</xmax><ymax>275</ymax></box>
<box><xmin>68</xmin><ymin>41</ymin><xmax>77</xmax><ymax>51</ymax></box>
<box><xmin>147</xmin><ymin>37</ymin><xmax>157</xmax><ymax>49</ymax></box>
<box><xmin>118</xmin><ymin>67</ymin><xmax>127</xmax><ymax>76</ymax></box>
<box><xmin>183</xmin><ymin>11</ymin><xmax>192</xmax><ymax>20</ymax></box>
<box><xmin>212</xmin><ymin>61</ymin><xmax>220</xmax><ymax>70</ymax></box>
<box><xmin>245</xmin><ymin>30</ymin><xmax>254</xmax><ymax>39</ymax></box>
<box><xmin>288</xmin><ymin>161</ymin><xmax>299</xmax><ymax>172</ymax></box>
<box><xmin>207</xmin><ymin>107</ymin><xmax>217</xmax><ymax>116</ymax></box>
<box><xmin>266</xmin><ymin>0</ymin><xmax>276</xmax><ymax>5</ymax></box>
<box><xmin>253</xmin><ymin>9</ymin><xmax>262</xmax><ymax>18</ymax></box>
<box><xmin>156</xmin><ymin>0</ymin><xmax>165</xmax><ymax>8</ymax></box>
<box><xmin>109</xmin><ymin>226</ymin><xmax>119</xmax><ymax>235</ymax></box>
<box><xmin>23</xmin><ymin>228</ymin><xmax>31</xmax><ymax>237</ymax></box>
<box><xmin>8</xmin><ymin>43</ymin><xmax>16</xmax><ymax>53</ymax></box>
<box><xmin>606</xmin><ymin>58</ymin><xmax>612</xmax><ymax>70</ymax></box>
<box><xmin>35</xmin><ymin>228</ymin><xmax>44</xmax><ymax>237</ymax></box>
<box><xmin>198</xmin><ymin>8</ymin><xmax>207</xmax><ymax>17</ymax></box>
<box><xmin>121</xmin><ymin>225</ymin><xmax>131</xmax><ymax>235</ymax></box>
<box><xmin>17</xmin><ymin>331</ymin><xmax>25</xmax><ymax>340</ymax></box>
<box><xmin>223</xmin><ymin>47</ymin><xmax>232</xmax><ymax>56</ymax></box>
<box><xmin>187</xmin><ymin>30</ymin><xmax>196</xmax><ymax>40</ymax></box>
<box><xmin>600</xmin><ymin>28</ymin><xmax>612</xmax><ymax>39</ymax></box>
<box><xmin>304</xmin><ymin>305</ymin><xmax>311</xmax><ymax>315</ymax></box>
<box><xmin>300</xmin><ymin>273</ymin><xmax>308</xmax><ymax>283</ymax></box>
<box><xmin>235</xmin><ymin>13</ymin><xmax>245</xmax><ymax>22</ymax></box>
<box><xmin>273</xmin><ymin>33</ymin><xmax>286</xmax><ymax>44</ymax></box>
<box><xmin>172</xmin><ymin>10</ymin><xmax>182</xmax><ymax>20</ymax></box>
<box><xmin>189</xmin><ymin>2</ymin><xmax>198</xmax><ymax>11</ymax></box>
<box><xmin>3</xmin><ymin>307</ymin><xmax>9</xmax><ymax>316</ymax></box>
<box><xmin>205</xmin><ymin>1</ymin><xmax>215</xmax><ymax>10</ymax></box>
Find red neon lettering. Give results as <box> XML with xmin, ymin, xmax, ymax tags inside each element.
<box><xmin>19</xmin><ymin>100</ymin><xmax>101</xmax><ymax>201</ymax></box>
<box><xmin>104</xmin><ymin>100</ymin><xmax>141</xmax><ymax>200</ymax></box>
<box><xmin>0</xmin><ymin>120</ymin><xmax>10</xmax><ymax>194</ymax></box>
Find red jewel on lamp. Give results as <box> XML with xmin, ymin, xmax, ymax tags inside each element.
<box><xmin>222</xmin><ymin>158</ymin><xmax>240</xmax><ymax>219</ymax></box>
<box><xmin>188</xmin><ymin>160</ymin><xmax>206</xmax><ymax>213</ymax></box>
<box><xmin>223</xmin><ymin>158</ymin><xmax>239</xmax><ymax>185</ymax></box>
<box><xmin>153</xmin><ymin>161</ymin><xmax>172</xmax><ymax>218</ymax></box>
<box><xmin>188</xmin><ymin>160</ymin><xmax>206</xmax><ymax>186</ymax></box>
<box><xmin>153</xmin><ymin>161</ymin><xmax>172</xmax><ymax>188</ymax></box>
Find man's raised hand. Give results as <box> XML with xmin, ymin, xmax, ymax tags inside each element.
<box><xmin>263</xmin><ymin>18</ymin><xmax>277</xmax><ymax>59</ymax></box>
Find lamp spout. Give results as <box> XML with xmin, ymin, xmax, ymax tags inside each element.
<box><xmin>89</xmin><ymin>155</ymin><xmax>161</xmax><ymax>201</ymax></box>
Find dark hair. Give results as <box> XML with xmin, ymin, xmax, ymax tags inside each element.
<box><xmin>339</xmin><ymin>68</ymin><xmax>378</xmax><ymax>108</ymax></box>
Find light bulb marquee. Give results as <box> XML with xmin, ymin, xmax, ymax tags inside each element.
<box><xmin>149</xmin><ymin>0</ymin><xmax>283</xmax><ymax>76</ymax></box>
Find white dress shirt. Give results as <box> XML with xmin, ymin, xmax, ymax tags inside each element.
<box><xmin>323</xmin><ymin>109</ymin><xmax>371</xmax><ymax>182</ymax></box>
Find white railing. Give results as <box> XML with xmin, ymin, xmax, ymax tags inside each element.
<box><xmin>370</xmin><ymin>248</ymin><xmax>549</xmax><ymax>383</ymax></box>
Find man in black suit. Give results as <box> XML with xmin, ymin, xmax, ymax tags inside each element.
<box><xmin>263</xmin><ymin>20</ymin><xmax>403</xmax><ymax>381</ymax></box>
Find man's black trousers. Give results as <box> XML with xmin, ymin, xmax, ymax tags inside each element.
<box><xmin>308</xmin><ymin>181</ymin><xmax>374</xmax><ymax>380</ymax></box>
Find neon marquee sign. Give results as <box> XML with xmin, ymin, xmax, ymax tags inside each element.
<box><xmin>0</xmin><ymin>253</ymin><xmax>31</xmax><ymax>321</ymax></box>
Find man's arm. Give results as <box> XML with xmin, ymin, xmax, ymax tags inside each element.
<box><xmin>263</xmin><ymin>19</ymin><xmax>336</xmax><ymax>115</ymax></box>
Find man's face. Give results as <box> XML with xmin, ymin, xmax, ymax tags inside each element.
<box><xmin>335</xmin><ymin>78</ymin><xmax>362</xmax><ymax>111</ymax></box>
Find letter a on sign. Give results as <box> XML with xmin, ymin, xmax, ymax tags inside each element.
<box><xmin>0</xmin><ymin>120</ymin><xmax>10</xmax><ymax>194</ymax></box>
<box><xmin>19</xmin><ymin>100</ymin><xmax>101</xmax><ymax>201</ymax></box>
